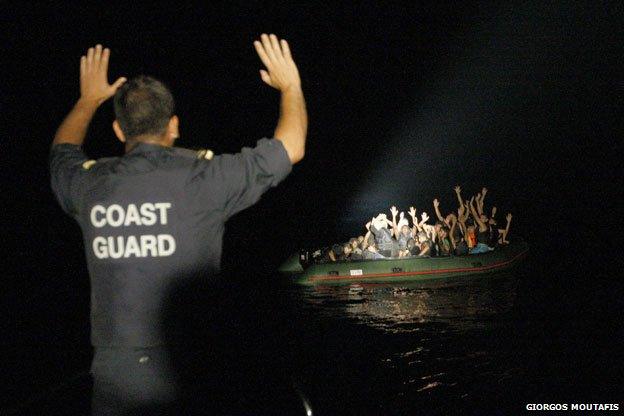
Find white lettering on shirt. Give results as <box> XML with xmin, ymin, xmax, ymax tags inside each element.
<box><xmin>90</xmin><ymin>205</ymin><xmax>107</xmax><ymax>228</ymax></box>
<box><xmin>89</xmin><ymin>202</ymin><xmax>177</xmax><ymax>259</ymax></box>
<box><xmin>89</xmin><ymin>202</ymin><xmax>172</xmax><ymax>228</ymax></box>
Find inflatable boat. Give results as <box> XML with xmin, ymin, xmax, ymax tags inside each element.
<box><xmin>279</xmin><ymin>240</ymin><xmax>529</xmax><ymax>285</ymax></box>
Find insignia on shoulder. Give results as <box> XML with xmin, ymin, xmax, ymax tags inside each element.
<box><xmin>196</xmin><ymin>149</ymin><xmax>214</xmax><ymax>160</ymax></box>
<box><xmin>82</xmin><ymin>160</ymin><xmax>97</xmax><ymax>170</ymax></box>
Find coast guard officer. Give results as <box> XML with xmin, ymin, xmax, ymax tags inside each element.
<box><xmin>50</xmin><ymin>35</ymin><xmax>306</xmax><ymax>414</ymax></box>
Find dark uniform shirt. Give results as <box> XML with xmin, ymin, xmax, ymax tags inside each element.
<box><xmin>50</xmin><ymin>139</ymin><xmax>291</xmax><ymax>347</ymax></box>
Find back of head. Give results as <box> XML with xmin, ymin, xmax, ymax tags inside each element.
<box><xmin>114</xmin><ymin>76</ymin><xmax>175</xmax><ymax>140</ymax></box>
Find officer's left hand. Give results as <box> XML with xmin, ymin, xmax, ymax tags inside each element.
<box><xmin>79</xmin><ymin>44</ymin><xmax>127</xmax><ymax>106</ymax></box>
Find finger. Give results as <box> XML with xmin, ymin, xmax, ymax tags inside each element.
<box><xmin>80</xmin><ymin>55</ymin><xmax>86</xmax><ymax>78</ymax></box>
<box><xmin>110</xmin><ymin>77</ymin><xmax>127</xmax><ymax>91</ymax></box>
<box><xmin>94</xmin><ymin>44</ymin><xmax>102</xmax><ymax>64</ymax></box>
<box><xmin>269</xmin><ymin>34</ymin><xmax>283</xmax><ymax>60</ymax></box>
<box><xmin>253</xmin><ymin>40</ymin><xmax>272</xmax><ymax>69</ymax></box>
<box><xmin>280</xmin><ymin>39</ymin><xmax>292</xmax><ymax>60</ymax></box>
<box><xmin>113</xmin><ymin>77</ymin><xmax>128</xmax><ymax>89</ymax></box>
<box><xmin>259</xmin><ymin>69</ymin><xmax>273</xmax><ymax>86</ymax></box>
<box><xmin>100</xmin><ymin>48</ymin><xmax>110</xmax><ymax>73</ymax></box>
<box><xmin>261</xmin><ymin>33</ymin><xmax>277</xmax><ymax>62</ymax></box>
<box><xmin>87</xmin><ymin>47</ymin><xmax>94</xmax><ymax>70</ymax></box>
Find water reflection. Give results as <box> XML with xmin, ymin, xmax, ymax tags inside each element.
<box><xmin>291</xmin><ymin>272</ymin><xmax>525</xmax><ymax>413</ymax></box>
<box><xmin>300</xmin><ymin>272</ymin><xmax>520</xmax><ymax>333</ymax></box>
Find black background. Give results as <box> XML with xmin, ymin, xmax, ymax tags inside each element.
<box><xmin>3</xmin><ymin>0</ymin><xmax>623</xmax><ymax>412</ymax></box>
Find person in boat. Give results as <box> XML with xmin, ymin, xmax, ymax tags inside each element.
<box><xmin>415</xmin><ymin>232</ymin><xmax>433</xmax><ymax>257</ymax></box>
<box><xmin>362</xmin><ymin>240</ymin><xmax>386</xmax><ymax>260</ymax></box>
<box><xmin>432</xmin><ymin>197</ymin><xmax>458</xmax><ymax>229</ymax></box>
<box><xmin>329</xmin><ymin>243</ymin><xmax>344</xmax><ymax>261</ymax></box>
<box><xmin>465</xmin><ymin>223</ymin><xmax>479</xmax><ymax>250</ymax></box>
<box><xmin>350</xmin><ymin>246</ymin><xmax>363</xmax><ymax>260</ymax></box>
<box><xmin>498</xmin><ymin>213</ymin><xmax>513</xmax><ymax>244</ymax></box>
<box><xmin>407</xmin><ymin>238</ymin><xmax>420</xmax><ymax>256</ymax></box>
<box><xmin>481</xmin><ymin>206</ymin><xmax>513</xmax><ymax>245</ymax></box>
<box><xmin>398</xmin><ymin>238</ymin><xmax>417</xmax><ymax>258</ymax></box>
<box><xmin>435</xmin><ymin>225</ymin><xmax>453</xmax><ymax>256</ymax></box>
<box><xmin>421</xmin><ymin>213</ymin><xmax>437</xmax><ymax>245</ymax></box>
<box><xmin>349</xmin><ymin>238</ymin><xmax>363</xmax><ymax>257</ymax></box>
<box><xmin>408</xmin><ymin>208</ymin><xmax>435</xmax><ymax>240</ymax></box>
<box><xmin>467</xmin><ymin>197</ymin><xmax>493</xmax><ymax>254</ymax></box>
<box><xmin>337</xmin><ymin>243</ymin><xmax>353</xmax><ymax>261</ymax></box>
<box><xmin>369</xmin><ymin>213</ymin><xmax>395</xmax><ymax>257</ymax></box>
<box><xmin>357</xmin><ymin>235</ymin><xmax>365</xmax><ymax>247</ymax></box>
<box><xmin>390</xmin><ymin>206</ymin><xmax>412</xmax><ymax>256</ymax></box>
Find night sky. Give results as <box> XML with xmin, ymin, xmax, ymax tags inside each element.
<box><xmin>3</xmin><ymin>0</ymin><xmax>623</xmax><ymax>410</ymax></box>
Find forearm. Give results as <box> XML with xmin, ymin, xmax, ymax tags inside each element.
<box><xmin>53</xmin><ymin>99</ymin><xmax>100</xmax><ymax>146</ymax></box>
<box><xmin>391</xmin><ymin>216</ymin><xmax>398</xmax><ymax>238</ymax></box>
<box><xmin>469</xmin><ymin>201</ymin><xmax>483</xmax><ymax>227</ymax></box>
<box><xmin>434</xmin><ymin>204</ymin><xmax>444</xmax><ymax>222</ymax></box>
<box><xmin>363</xmin><ymin>230</ymin><xmax>372</xmax><ymax>247</ymax></box>
<box><xmin>476</xmin><ymin>198</ymin><xmax>484</xmax><ymax>216</ymax></box>
<box><xmin>274</xmin><ymin>86</ymin><xmax>307</xmax><ymax>164</ymax></box>
<box><xmin>449</xmin><ymin>223</ymin><xmax>457</xmax><ymax>248</ymax></box>
<box><xmin>454</xmin><ymin>191</ymin><xmax>463</xmax><ymax>209</ymax></box>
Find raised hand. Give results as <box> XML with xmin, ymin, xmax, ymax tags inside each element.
<box><xmin>390</xmin><ymin>206</ymin><xmax>398</xmax><ymax>218</ymax></box>
<box><xmin>365</xmin><ymin>221</ymin><xmax>371</xmax><ymax>230</ymax></box>
<box><xmin>433</xmin><ymin>198</ymin><xmax>439</xmax><ymax>208</ymax></box>
<box><xmin>408</xmin><ymin>206</ymin><xmax>416</xmax><ymax>218</ymax></box>
<box><xmin>254</xmin><ymin>34</ymin><xmax>301</xmax><ymax>91</ymax></box>
<box><xmin>491</xmin><ymin>206</ymin><xmax>497</xmax><ymax>217</ymax></box>
<box><xmin>399</xmin><ymin>212</ymin><xmax>405</xmax><ymax>220</ymax></box>
<box><xmin>506</xmin><ymin>213</ymin><xmax>513</xmax><ymax>222</ymax></box>
<box><xmin>454</xmin><ymin>185</ymin><xmax>461</xmax><ymax>194</ymax></box>
<box><xmin>482</xmin><ymin>187</ymin><xmax>488</xmax><ymax>195</ymax></box>
<box><xmin>80</xmin><ymin>45</ymin><xmax>126</xmax><ymax>105</ymax></box>
<box><xmin>421</xmin><ymin>212</ymin><xmax>429</xmax><ymax>223</ymax></box>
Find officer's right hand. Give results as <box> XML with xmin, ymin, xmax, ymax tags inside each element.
<box><xmin>253</xmin><ymin>34</ymin><xmax>301</xmax><ymax>91</ymax></box>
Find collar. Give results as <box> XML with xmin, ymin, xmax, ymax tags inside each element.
<box><xmin>126</xmin><ymin>142</ymin><xmax>169</xmax><ymax>155</ymax></box>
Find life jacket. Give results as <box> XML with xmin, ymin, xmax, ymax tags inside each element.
<box><xmin>467</xmin><ymin>233</ymin><xmax>477</xmax><ymax>248</ymax></box>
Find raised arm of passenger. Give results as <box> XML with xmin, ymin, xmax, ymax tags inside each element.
<box><xmin>433</xmin><ymin>198</ymin><xmax>445</xmax><ymax>222</ymax></box>
<box><xmin>454</xmin><ymin>185</ymin><xmax>464</xmax><ymax>211</ymax></box>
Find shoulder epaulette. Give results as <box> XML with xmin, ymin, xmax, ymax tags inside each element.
<box><xmin>82</xmin><ymin>160</ymin><xmax>97</xmax><ymax>170</ymax></box>
<box><xmin>195</xmin><ymin>149</ymin><xmax>214</xmax><ymax>160</ymax></box>
<box><xmin>172</xmin><ymin>147</ymin><xmax>214</xmax><ymax>160</ymax></box>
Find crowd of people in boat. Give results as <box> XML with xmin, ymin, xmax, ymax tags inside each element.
<box><xmin>313</xmin><ymin>186</ymin><xmax>513</xmax><ymax>262</ymax></box>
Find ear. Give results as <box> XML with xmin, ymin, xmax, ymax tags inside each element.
<box><xmin>167</xmin><ymin>115</ymin><xmax>179</xmax><ymax>144</ymax></box>
<box><xmin>113</xmin><ymin>120</ymin><xmax>126</xmax><ymax>143</ymax></box>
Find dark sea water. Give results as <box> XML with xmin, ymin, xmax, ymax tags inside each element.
<box><xmin>5</xmin><ymin>248</ymin><xmax>622</xmax><ymax>415</ymax></box>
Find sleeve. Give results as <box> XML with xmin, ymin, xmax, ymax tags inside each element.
<box><xmin>370</xmin><ymin>224</ymin><xmax>380</xmax><ymax>238</ymax></box>
<box><xmin>49</xmin><ymin>144</ymin><xmax>90</xmax><ymax>215</ymax></box>
<box><xmin>206</xmin><ymin>138</ymin><xmax>292</xmax><ymax>219</ymax></box>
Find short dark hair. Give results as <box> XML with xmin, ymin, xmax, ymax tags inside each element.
<box><xmin>113</xmin><ymin>75</ymin><xmax>175</xmax><ymax>140</ymax></box>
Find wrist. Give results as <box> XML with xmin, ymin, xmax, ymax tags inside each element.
<box><xmin>76</xmin><ymin>97</ymin><xmax>102</xmax><ymax>111</ymax></box>
<box><xmin>279</xmin><ymin>83</ymin><xmax>302</xmax><ymax>95</ymax></box>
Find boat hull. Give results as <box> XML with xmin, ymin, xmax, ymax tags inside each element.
<box><xmin>280</xmin><ymin>241</ymin><xmax>529</xmax><ymax>285</ymax></box>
